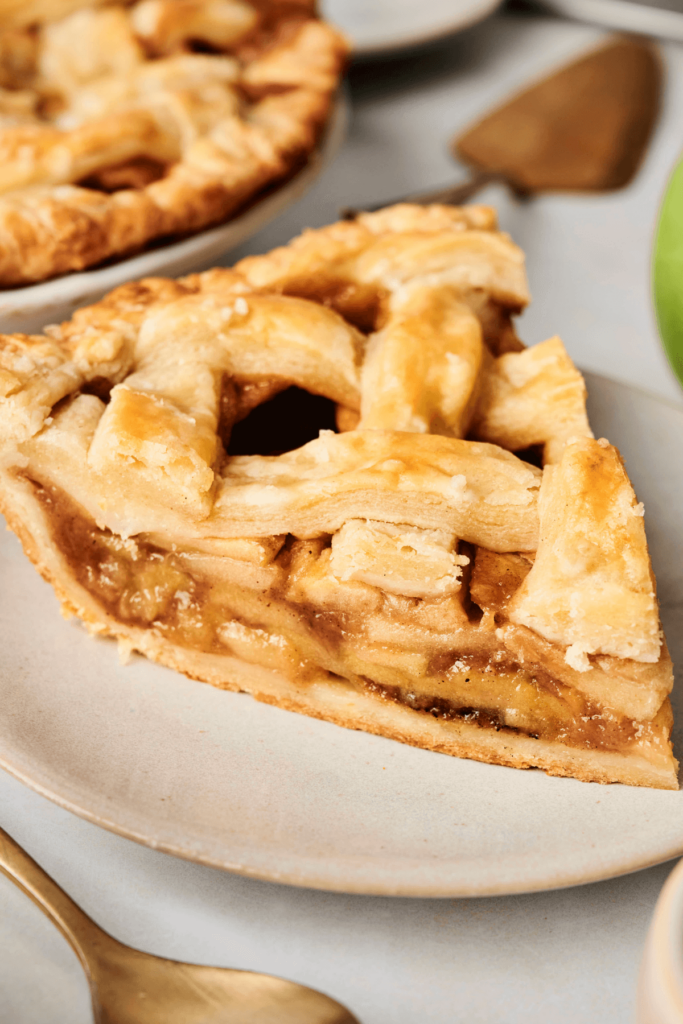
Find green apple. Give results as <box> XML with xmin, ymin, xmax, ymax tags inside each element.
<box><xmin>654</xmin><ymin>157</ymin><xmax>683</xmax><ymax>387</ymax></box>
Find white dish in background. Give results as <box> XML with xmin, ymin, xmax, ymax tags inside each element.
<box><xmin>0</xmin><ymin>97</ymin><xmax>347</xmax><ymax>337</ymax></box>
<box><xmin>0</xmin><ymin>372</ymin><xmax>682</xmax><ymax>897</ymax></box>
<box><xmin>638</xmin><ymin>857</ymin><xmax>683</xmax><ymax>1024</ymax></box>
<box><xmin>321</xmin><ymin>0</ymin><xmax>502</xmax><ymax>58</ymax></box>
<box><xmin>540</xmin><ymin>0</ymin><xmax>683</xmax><ymax>41</ymax></box>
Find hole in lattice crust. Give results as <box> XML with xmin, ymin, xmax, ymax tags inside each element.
<box><xmin>227</xmin><ymin>386</ymin><xmax>338</xmax><ymax>456</ymax></box>
<box><xmin>513</xmin><ymin>444</ymin><xmax>544</xmax><ymax>470</ymax></box>
<box><xmin>81</xmin><ymin>377</ymin><xmax>113</xmax><ymax>403</ymax></box>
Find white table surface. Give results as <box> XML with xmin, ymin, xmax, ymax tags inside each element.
<box><xmin>2</xmin><ymin>9</ymin><xmax>683</xmax><ymax>1023</ymax></box>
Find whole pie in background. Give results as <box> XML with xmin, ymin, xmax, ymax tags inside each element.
<box><xmin>0</xmin><ymin>0</ymin><xmax>348</xmax><ymax>287</ymax></box>
<box><xmin>0</xmin><ymin>203</ymin><xmax>676</xmax><ymax>789</ymax></box>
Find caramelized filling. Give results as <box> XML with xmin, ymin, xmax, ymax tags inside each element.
<box><xmin>30</xmin><ymin>477</ymin><xmax>667</xmax><ymax>755</ymax></box>
<box><xmin>278</xmin><ymin>277</ymin><xmax>387</xmax><ymax>334</ymax></box>
<box><xmin>35</xmin><ymin>481</ymin><xmax>219</xmax><ymax>645</ymax></box>
<box><xmin>361</xmin><ymin>677</ymin><xmax>652</xmax><ymax>753</ymax></box>
<box><xmin>80</xmin><ymin>157</ymin><xmax>168</xmax><ymax>193</ymax></box>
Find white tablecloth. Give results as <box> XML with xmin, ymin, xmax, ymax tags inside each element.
<box><xmin>2</xmin><ymin>11</ymin><xmax>682</xmax><ymax>1023</ymax></box>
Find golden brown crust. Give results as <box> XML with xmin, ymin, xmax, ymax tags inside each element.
<box><xmin>509</xmin><ymin>437</ymin><xmax>662</xmax><ymax>664</ymax></box>
<box><xmin>471</xmin><ymin>335</ymin><xmax>593</xmax><ymax>463</ymax></box>
<box><xmin>0</xmin><ymin>2</ymin><xmax>348</xmax><ymax>286</ymax></box>
<box><xmin>0</xmin><ymin>0</ymin><xmax>109</xmax><ymax>30</ymax></box>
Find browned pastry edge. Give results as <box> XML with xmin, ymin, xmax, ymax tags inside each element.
<box><xmin>1</xmin><ymin>473</ymin><xmax>677</xmax><ymax>790</ymax></box>
<box><xmin>51</xmin><ymin>202</ymin><xmax>524</xmax><ymax>353</ymax></box>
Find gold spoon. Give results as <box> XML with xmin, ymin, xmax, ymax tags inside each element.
<box><xmin>345</xmin><ymin>36</ymin><xmax>661</xmax><ymax>215</ymax></box>
<box><xmin>0</xmin><ymin>826</ymin><xmax>358</xmax><ymax>1024</ymax></box>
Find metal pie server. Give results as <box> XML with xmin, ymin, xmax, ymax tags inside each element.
<box><xmin>345</xmin><ymin>36</ymin><xmax>661</xmax><ymax>215</ymax></box>
<box><xmin>0</xmin><ymin>826</ymin><xmax>359</xmax><ymax>1024</ymax></box>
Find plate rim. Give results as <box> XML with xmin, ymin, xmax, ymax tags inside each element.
<box><xmin>1</xmin><ymin>741</ymin><xmax>683</xmax><ymax>898</ymax></box>
<box><xmin>1</xmin><ymin>369</ymin><xmax>682</xmax><ymax>899</ymax></box>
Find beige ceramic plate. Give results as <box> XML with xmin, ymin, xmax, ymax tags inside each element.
<box><xmin>0</xmin><ymin>96</ymin><xmax>347</xmax><ymax>336</ymax></box>
<box><xmin>0</xmin><ymin>372</ymin><xmax>682</xmax><ymax>897</ymax></box>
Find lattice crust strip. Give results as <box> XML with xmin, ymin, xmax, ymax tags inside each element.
<box><xmin>0</xmin><ymin>0</ymin><xmax>348</xmax><ymax>286</ymax></box>
<box><xmin>0</xmin><ymin>203</ymin><xmax>676</xmax><ymax>788</ymax></box>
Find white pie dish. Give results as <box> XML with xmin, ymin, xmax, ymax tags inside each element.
<box><xmin>321</xmin><ymin>0</ymin><xmax>503</xmax><ymax>58</ymax></box>
<box><xmin>0</xmin><ymin>370</ymin><xmax>681</xmax><ymax>896</ymax></box>
<box><xmin>0</xmin><ymin>96</ymin><xmax>347</xmax><ymax>337</ymax></box>
<box><xmin>638</xmin><ymin>857</ymin><xmax>683</xmax><ymax>1024</ymax></box>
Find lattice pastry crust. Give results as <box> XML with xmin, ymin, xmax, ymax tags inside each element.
<box><xmin>0</xmin><ymin>203</ymin><xmax>677</xmax><ymax>788</ymax></box>
<box><xmin>0</xmin><ymin>0</ymin><xmax>347</xmax><ymax>286</ymax></box>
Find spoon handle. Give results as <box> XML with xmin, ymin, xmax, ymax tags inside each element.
<box><xmin>0</xmin><ymin>825</ymin><xmax>105</xmax><ymax>971</ymax></box>
<box><xmin>341</xmin><ymin>170</ymin><xmax>500</xmax><ymax>218</ymax></box>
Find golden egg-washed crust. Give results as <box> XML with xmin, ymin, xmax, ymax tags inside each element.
<box><xmin>0</xmin><ymin>203</ymin><xmax>676</xmax><ymax>788</ymax></box>
<box><xmin>0</xmin><ymin>0</ymin><xmax>347</xmax><ymax>286</ymax></box>
<box><xmin>1</xmin><ymin>203</ymin><xmax>555</xmax><ymax>454</ymax></box>
<box><xmin>0</xmin><ymin>0</ymin><xmax>108</xmax><ymax>29</ymax></box>
<box><xmin>471</xmin><ymin>335</ymin><xmax>594</xmax><ymax>463</ymax></box>
<box><xmin>508</xmin><ymin>437</ymin><xmax>662</xmax><ymax>665</ymax></box>
<box><xmin>19</xmin><ymin>394</ymin><xmax>543</xmax><ymax>548</ymax></box>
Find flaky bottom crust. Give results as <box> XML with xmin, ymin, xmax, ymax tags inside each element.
<box><xmin>1</xmin><ymin>470</ymin><xmax>677</xmax><ymax>790</ymax></box>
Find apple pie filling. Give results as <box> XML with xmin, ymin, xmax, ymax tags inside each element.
<box><xmin>30</xmin><ymin>475</ymin><xmax>673</xmax><ymax>760</ymax></box>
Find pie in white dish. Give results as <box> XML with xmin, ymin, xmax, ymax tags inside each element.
<box><xmin>0</xmin><ymin>0</ymin><xmax>348</xmax><ymax>286</ymax></box>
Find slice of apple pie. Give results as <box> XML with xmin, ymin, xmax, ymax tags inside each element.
<box><xmin>0</xmin><ymin>203</ymin><xmax>677</xmax><ymax>788</ymax></box>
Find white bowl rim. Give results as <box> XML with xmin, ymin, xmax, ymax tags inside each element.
<box><xmin>639</xmin><ymin>858</ymin><xmax>683</xmax><ymax>1024</ymax></box>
